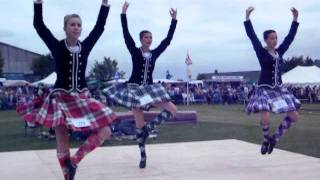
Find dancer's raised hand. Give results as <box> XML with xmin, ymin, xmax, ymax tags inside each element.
<box><xmin>246</xmin><ymin>6</ymin><xmax>255</xmax><ymax>20</ymax></box>
<box><xmin>170</xmin><ymin>8</ymin><xmax>177</xmax><ymax>20</ymax></box>
<box><xmin>122</xmin><ymin>1</ymin><xmax>130</xmax><ymax>14</ymax></box>
<box><xmin>102</xmin><ymin>0</ymin><xmax>109</xmax><ymax>6</ymax></box>
<box><xmin>291</xmin><ymin>7</ymin><xmax>299</xmax><ymax>22</ymax></box>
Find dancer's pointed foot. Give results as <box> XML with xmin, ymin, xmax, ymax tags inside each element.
<box><xmin>261</xmin><ymin>141</ymin><xmax>269</xmax><ymax>155</ymax></box>
<box><xmin>268</xmin><ymin>136</ymin><xmax>277</xmax><ymax>154</ymax></box>
<box><xmin>139</xmin><ymin>156</ymin><xmax>147</xmax><ymax>169</ymax></box>
<box><xmin>64</xmin><ymin>158</ymin><xmax>77</xmax><ymax>180</ymax></box>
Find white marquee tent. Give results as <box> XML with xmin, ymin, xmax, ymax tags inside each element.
<box><xmin>32</xmin><ymin>72</ymin><xmax>57</xmax><ymax>86</ymax></box>
<box><xmin>3</xmin><ymin>80</ymin><xmax>30</xmax><ymax>87</ymax></box>
<box><xmin>282</xmin><ymin>66</ymin><xmax>320</xmax><ymax>85</ymax></box>
<box><xmin>107</xmin><ymin>79</ymin><xmax>190</xmax><ymax>84</ymax></box>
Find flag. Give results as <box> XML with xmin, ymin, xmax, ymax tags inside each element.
<box><xmin>185</xmin><ymin>51</ymin><xmax>192</xmax><ymax>65</ymax></box>
<box><xmin>114</xmin><ymin>71</ymin><xmax>120</xmax><ymax>81</ymax></box>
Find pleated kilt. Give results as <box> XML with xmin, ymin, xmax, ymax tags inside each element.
<box><xmin>103</xmin><ymin>83</ymin><xmax>171</xmax><ymax>110</ymax></box>
<box><xmin>17</xmin><ymin>89</ymin><xmax>116</xmax><ymax>131</ymax></box>
<box><xmin>246</xmin><ymin>86</ymin><xmax>301</xmax><ymax>114</ymax></box>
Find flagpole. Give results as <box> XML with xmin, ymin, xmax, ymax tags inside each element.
<box><xmin>185</xmin><ymin>50</ymin><xmax>192</xmax><ymax>106</ymax></box>
<box><xmin>187</xmin><ymin>69</ymin><xmax>190</xmax><ymax>106</ymax></box>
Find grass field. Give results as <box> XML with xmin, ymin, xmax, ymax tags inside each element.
<box><xmin>0</xmin><ymin>104</ymin><xmax>319</xmax><ymax>158</ymax></box>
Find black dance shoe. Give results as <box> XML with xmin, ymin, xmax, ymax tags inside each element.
<box><xmin>64</xmin><ymin>159</ymin><xmax>77</xmax><ymax>180</ymax></box>
<box><xmin>268</xmin><ymin>136</ymin><xmax>277</xmax><ymax>154</ymax></box>
<box><xmin>261</xmin><ymin>141</ymin><xmax>270</xmax><ymax>155</ymax></box>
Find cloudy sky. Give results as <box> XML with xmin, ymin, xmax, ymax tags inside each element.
<box><xmin>0</xmin><ymin>0</ymin><xmax>319</xmax><ymax>79</ymax></box>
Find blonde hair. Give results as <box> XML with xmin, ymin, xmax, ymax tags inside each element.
<box><xmin>64</xmin><ymin>14</ymin><xmax>82</xmax><ymax>28</ymax></box>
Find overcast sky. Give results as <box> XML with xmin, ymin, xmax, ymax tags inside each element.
<box><xmin>0</xmin><ymin>0</ymin><xmax>319</xmax><ymax>79</ymax></box>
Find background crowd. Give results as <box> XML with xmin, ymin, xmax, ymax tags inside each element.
<box><xmin>1</xmin><ymin>82</ymin><xmax>319</xmax><ymax>111</ymax></box>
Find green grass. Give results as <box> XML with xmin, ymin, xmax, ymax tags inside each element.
<box><xmin>0</xmin><ymin>104</ymin><xmax>319</xmax><ymax>158</ymax></box>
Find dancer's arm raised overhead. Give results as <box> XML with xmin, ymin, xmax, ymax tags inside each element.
<box><xmin>121</xmin><ymin>1</ymin><xmax>137</xmax><ymax>55</ymax></box>
<box><xmin>83</xmin><ymin>0</ymin><xmax>110</xmax><ymax>51</ymax></box>
<box><xmin>153</xmin><ymin>8</ymin><xmax>178</xmax><ymax>58</ymax></box>
<box><xmin>277</xmin><ymin>7</ymin><xmax>299</xmax><ymax>56</ymax></box>
<box><xmin>243</xmin><ymin>7</ymin><xmax>264</xmax><ymax>56</ymax></box>
<box><xmin>33</xmin><ymin>0</ymin><xmax>59</xmax><ymax>52</ymax></box>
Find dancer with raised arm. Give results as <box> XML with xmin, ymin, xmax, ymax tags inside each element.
<box><xmin>17</xmin><ymin>0</ymin><xmax>115</xmax><ymax>179</ymax></box>
<box><xmin>244</xmin><ymin>6</ymin><xmax>301</xmax><ymax>155</ymax></box>
<box><xmin>104</xmin><ymin>1</ymin><xmax>178</xmax><ymax>168</ymax></box>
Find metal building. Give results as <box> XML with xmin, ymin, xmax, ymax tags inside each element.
<box><xmin>0</xmin><ymin>41</ymin><xmax>42</xmax><ymax>81</ymax></box>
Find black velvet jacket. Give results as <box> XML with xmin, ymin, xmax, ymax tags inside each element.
<box><xmin>34</xmin><ymin>3</ymin><xmax>109</xmax><ymax>92</ymax></box>
<box><xmin>121</xmin><ymin>14</ymin><xmax>177</xmax><ymax>85</ymax></box>
<box><xmin>244</xmin><ymin>20</ymin><xmax>299</xmax><ymax>88</ymax></box>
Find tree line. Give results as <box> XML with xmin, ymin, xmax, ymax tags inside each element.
<box><xmin>196</xmin><ymin>56</ymin><xmax>320</xmax><ymax>80</ymax></box>
<box><xmin>0</xmin><ymin>51</ymin><xmax>318</xmax><ymax>81</ymax></box>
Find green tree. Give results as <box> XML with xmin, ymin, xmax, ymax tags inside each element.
<box><xmin>90</xmin><ymin>57</ymin><xmax>119</xmax><ymax>81</ymax></box>
<box><xmin>315</xmin><ymin>60</ymin><xmax>320</xmax><ymax>68</ymax></box>
<box><xmin>0</xmin><ymin>51</ymin><xmax>4</xmax><ymax>77</ymax></box>
<box><xmin>30</xmin><ymin>54</ymin><xmax>55</xmax><ymax>79</ymax></box>
<box><xmin>282</xmin><ymin>56</ymin><xmax>317</xmax><ymax>74</ymax></box>
<box><xmin>196</xmin><ymin>73</ymin><xmax>207</xmax><ymax>80</ymax></box>
<box><xmin>119</xmin><ymin>70</ymin><xmax>126</xmax><ymax>79</ymax></box>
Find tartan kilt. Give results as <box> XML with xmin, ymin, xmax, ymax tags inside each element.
<box><xmin>17</xmin><ymin>90</ymin><xmax>116</xmax><ymax>131</ymax></box>
<box><xmin>246</xmin><ymin>86</ymin><xmax>301</xmax><ymax>114</ymax></box>
<box><xmin>103</xmin><ymin>83</ymin><xmax>171</xmax><ymax>110</ymax></box>
<box><xmin>17</xmin><ymin>95</ymin><xmax>46</xmax><ymax>118</ymax></box>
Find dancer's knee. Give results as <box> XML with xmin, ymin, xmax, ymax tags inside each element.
<box><xmin>170</xmin><ymin>104</ymin><xmax>177</xmax><ymax>117</ymax></box>
<box><xmin>260</xmin><ymin>111</ymin><xmax>271</xmax><ymax>125</ymax></box>
<box><xmin>287</xmin><ymin>111</ymin><xmax>299</xmax><ymax>122</ymax></box>
<box><xmin>132</xmin><ymin>108</ymin><xmax>145</xmax><ymax>128</ymax></box>
<box><xmin>165</xmin><ymin>102</ymin><xmax>177</xmax><ymax>117</ymax></box>
<box><xmin>98</xmin><ymin>126</ymin><xmax>111</xmax><ymax>142</ymax></box>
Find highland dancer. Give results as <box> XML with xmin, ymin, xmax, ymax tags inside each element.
<box><xmin>244</xmin><ymin>6</ymin><xmax>301</xmax><ymax>155</ymax></box>
<box><xmin>17</xmin><ymin>0</ymin><xmax>116</xmax><ymax>179</ymax></box>
<box><xmin>104</xmin><ymin>1</ymin><xmax>178</xmax><ymax>168</ymax></box>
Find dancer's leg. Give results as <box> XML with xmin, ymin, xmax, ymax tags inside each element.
<box><xmin>55</xmin><ymin>125</ymin><xmax>71</xmax><ymax>180</ymax></box>
<box><xmin>260</xmin><ymin>111</ymin><xmax>271</xmax><ymax>155</ymax></box>
<box><xmin>269</xmin><ymin>111</ymin><xmax>299</xmax><ymax>154</ymax></box>
<box><xmin>132</xmin><ymin>108</ymin><xmax>149</xmax><ymax>168</ymax></box>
